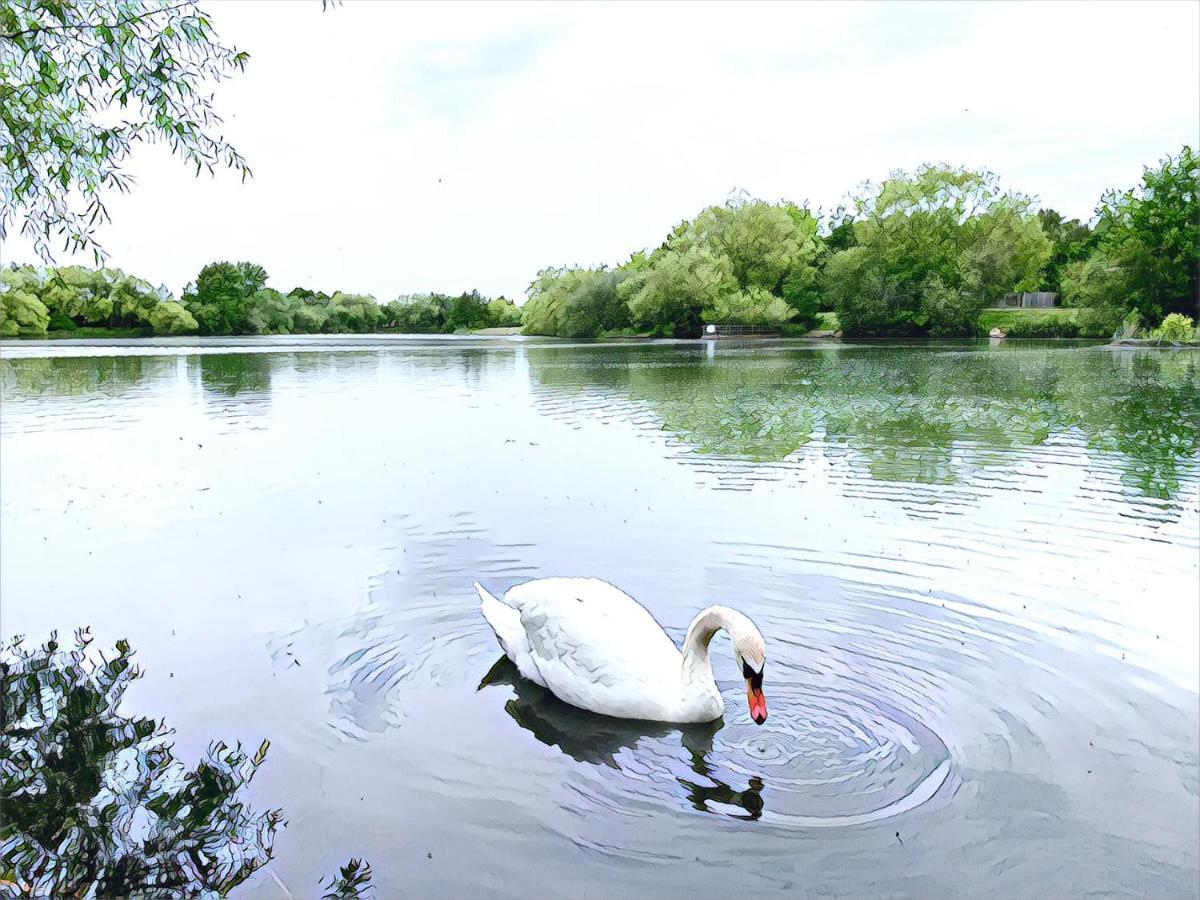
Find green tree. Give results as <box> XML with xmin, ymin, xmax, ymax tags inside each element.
<box><xmin>144</xmin><ymin>299</ymin><xmax>198</xmax><ymax>334</ymax></box>
<box><xmin>383</xmin><ymin>294</ymin><xmax>442</xmax><ymax>332</ymax></box>
<box><xmin>625</xmin><ymin>245</ymin><xmax>736</xmax><ymax>337</ymax></box>
<box><xmin>486</xmin><ymin>297</ymin><xmax>521</xmax><ymax>327</ymax></box>
<box><xmin>521</xmin><ymin>267</ymin><xmax>592</xmax><ymax>337</ymax></box>
<box><xmin>108</xmin><ymin>273</ymin><xmax>166</xmax><ymax>327</ymax></box>
<box><xmin>559</xmin><ymin>269</ymin><xmax>631</xmax><ymax>337</ymax></box>
<box><xmin>1</xmin><ymin>264</ymin><xmax>197</xmax><ymax>333</ymax></box>
<box><xmin>246</xmin><ymin>288</ymin><xmax>295</xmax><ymax>334</ymax></box>
<box><xmin>288</xmin><ymin>286</ymin><xmax>332</xmax><ymax>306</ymax></box>
<box><xmin>293</xmin><ymin>304</ymin><xmax>329</xmax><ymax>333</ymax></box>
<box><xmin>443</xmin><ymin>290</ymin><xmax>491</xmax><ymax>333</ymax></box>
<box><xmin>0</xmin><ymin>0</ymin><xmax>250</xmax><ymax>260</ymax></box>
<box><xmin>823</xmin><ymin>247</ymin><xmax>916</xmax><ymax>335</ymax></box>
<box><xmin>1036</xmin><ymin>209</ymin><xmax>1096</xmax><ymax>293</ymax></box>
<box><xmin>704</xmin><ymin>285</ymin><xmax>796</xmax><ymax>327</ymax></box>
<box><xmin>325</xmin><ymin>292</ymin><xmax>380</xmax><ymax>333</ymax></box>
<box><xmin>182</xmin><ymin>261</ymin><xmax>267</xmax><ymax>335</ymax></box>
<box><xmin>826</xmin><ymin>165</ymin><xmax>1050</xmax><ymax>334</ymax></box>
<box><xmin>1093</xmin><ymin>145</ymin><xmax>1199</xmax><ymax>319</ymax></box>
<box><xmin>40</xmin><ymin>266</ymin><xmax>105</xmax><ymax>322</ymax></box>
<box><xmin>824</xmin><ymin>211</ymin><xmax>858</xmax><ymax>253</ymax></box>
<box><xmin>1148</xmin><ymin>312</ymin><xmax>1197</xmax><ymax>342</ymax></box>
<box><xmin>666</xmin><ymin>195</ymin><xmax>823</xmax><ymax>327</ymax></box>
<box><xmin>1059</xmin><ymin>253</ymin><xmax>1134</xmax><ymax>337</ymax></box>
<box><xmin>0</xmin><ymin>284</ymin><xmax>50</xmax><ymax>335</ymax></box>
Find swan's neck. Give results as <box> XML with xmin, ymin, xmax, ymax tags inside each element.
<box><xmin>680</xmin><ymin>606</ymin><xmax>729</xmax><ymax>689</ymax></box>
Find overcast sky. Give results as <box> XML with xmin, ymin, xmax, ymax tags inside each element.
<box><xmin>5</xmin><ymin>0</ymin><xmax>1199</xmax><ymax>300</ymax></box>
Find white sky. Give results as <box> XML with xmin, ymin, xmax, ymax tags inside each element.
<box><xmin>3</xmin><ymin>0</ymin><xmax>1198</xmax><ymax>301</ymax></box>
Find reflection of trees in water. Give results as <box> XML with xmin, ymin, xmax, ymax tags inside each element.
<box><xmin>0</xmin><ymin>356</ymin><xmax>163</xmax><ymax>399</ymax></box>
<box><xmin>478</xmin><ymin>656</ymin><xmax>764</xmax><ymax>820</ymax></box>
<box><xmin>4</xmin><ymin>344</ymin><xmax>1195</xmax><ymax>502</ymax></box>
<box><xmin>191</xmin><ymin>353</ymin><xmax>272</xmax><ymax>398</ymax></box>
<box><xmin>525</xmin><ymin>344</ymin><xmax>1200</xmax><ymax>502</ymax></box>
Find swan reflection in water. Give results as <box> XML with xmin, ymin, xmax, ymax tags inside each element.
<box><xmin>478</xmin><ymin>656</ymin><xmax>765</xmax><ymax>820</ymax></box>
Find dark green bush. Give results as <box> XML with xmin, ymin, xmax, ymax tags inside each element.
<box><xmin>47</xmin><ymin>314</ymin><xmax>77</xmax><ymax>332</ymax></box>
<box><xmin>443</xmin><ymin>290</ymin><xmax>493</xmax><ymax>333</ymax></box>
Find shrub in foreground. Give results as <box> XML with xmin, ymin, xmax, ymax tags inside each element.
<box><xmin>0</xmin><ymin>630</ymin><xmax>373</xmax><ymax>898</ymax></box>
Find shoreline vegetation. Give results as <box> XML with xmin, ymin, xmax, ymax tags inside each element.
<box><xmin>2</xmin><ymin>149</ymin><xmax>1196</xmax><ymax>345</ymax></box>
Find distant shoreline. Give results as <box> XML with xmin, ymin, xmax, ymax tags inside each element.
<box><xmin>0</xmin><ymin>334</ymin><xmax>1119</xmax><ymax>360</ymax></box>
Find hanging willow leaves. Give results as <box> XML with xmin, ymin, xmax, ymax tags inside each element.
<box><xmin>0</xmin><ymin>0</ymin><xmax>251</xmax><ymax>261</ymax></box>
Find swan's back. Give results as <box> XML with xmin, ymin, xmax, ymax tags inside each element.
<box><xmin>487</xmin><ymin>577</ymin><xmax>685</xmax><ymax>720</ymax></box>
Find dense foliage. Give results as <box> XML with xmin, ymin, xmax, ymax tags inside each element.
<box><xmin>0</xmin><ymin>0</ymin><xmax>250</xmax><ymax>260</ymax></box>
<box><xmin>0</xmin><ymin>630</ymin><xmax>375</xmax><ymax>898</ymax></box>
<box><xmin>519</xmin><ymin>147</ymin><xmax>1195</xmax><ymax>339</ymax></box>
<box><xmin>1</xmin><ymin>630</ymin><xmax>279</xmax><ymax>896</ymax></box>
<box><xmin>0</xmin><ymin>260</ymin><xmax>519</xmax><ymax>337</ymax></box>
<box><xmin>0</xmin><ymin>265</ymin><xmax>196</xmax><ymax>336</ymax></box>
<box><xmin>1089</xmin><ymin>146</ymin><xmax>1199</xmax><ymax>322</ymax></box>
<box><xmin>1036</xmin><ymin>209</ymin><xmax>1098</xmax><ymax>293</ymax></box>
<box><xmin>522</xmin><ymin>266</ymin><xmax>636</xmax><ymax>338</ymax></box>
<box><xmin>823</xmin><ymin>165</ymin><xmax>1051</xmax><ymax>336</ymax></box>
<box><xmin>178</xmin><ymin>268</ymin><xmax>520</xmax><ymax>337</ymax></box>
<box><xmin>524</xmin><ymin>196</ymin><xmax>822</xmax><ymax>338</ymax></box>
<box><xmin>4</xmin><ymin>147</ymin><xmax>1194</xmax><ymax>341</ymax></box>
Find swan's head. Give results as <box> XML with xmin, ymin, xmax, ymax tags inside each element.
<box><xmin>734</xmin><ymin>629</ymin><xmax>767</xmax><ymax>725</ymax></box>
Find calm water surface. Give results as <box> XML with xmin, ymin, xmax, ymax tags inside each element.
<box><xmin>2</xmin><ymin>337</ymin><xmax>1198</xmax><ymax>897</ymax></box>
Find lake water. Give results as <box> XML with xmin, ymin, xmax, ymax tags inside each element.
<box><xmin>2</xmin><ymin>337</ymin><xmax>1198</xmax><ymax>898</ymax></box>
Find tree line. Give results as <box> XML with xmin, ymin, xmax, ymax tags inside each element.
<box><xmin>2</xmin><ymin>147</ymin><xmax>1194</xmax><ymax>341</ymax></box>
<box><xmin>0</xmin><ymin>262</ymin><xmax>520</xmax><ymax>337</ymax></box>
<box><xmin>521</xmin><ymin>146</ymin><xmax>1197</xmax><ymax>339</ymax></box>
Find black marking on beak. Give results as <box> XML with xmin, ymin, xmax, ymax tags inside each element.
<box><xmin>741</xmin><ymin>660</ymin><xmax>764</xmax><ymax>691</ymax></box>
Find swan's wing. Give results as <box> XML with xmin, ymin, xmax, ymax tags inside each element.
<box><xmin>503</xmin><ymin>578</ymin><xmax>682</xmax><ymax>719</ymax></box>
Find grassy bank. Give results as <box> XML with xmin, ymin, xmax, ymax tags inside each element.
<box><xmin>36</xmin><ymin>326</ymin><xmax>152</xmax><ymax>340</ymax></box>
<box><xmin>977</xmin><ymin>308</ymin><xmax>1080</xmax><ymax>337</ymax></box>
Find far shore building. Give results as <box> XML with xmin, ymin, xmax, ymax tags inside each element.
<box><xmin>996</xmin><ymin>291</ymin><xmax>1060</xmax><ymax>308</ymax></box>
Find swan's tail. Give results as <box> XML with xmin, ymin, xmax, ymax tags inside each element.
<box><xmin>476</xmin><ymin>581</ymin><xmax>520</xmax><ymax>658</ymax></box>
<box><xmin>475</xmin><ymin>580</ymin><xmax>546</xmax><ymax>687</ymax></box>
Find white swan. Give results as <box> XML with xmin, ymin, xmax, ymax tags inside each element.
<box><xmin>475</xmin><ymin>577</ymin><xmax>767</xmax><ymax>725</ymax></box>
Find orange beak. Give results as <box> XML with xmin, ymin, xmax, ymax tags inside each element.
<box><xmin>746</xmin><ymin>680</ymin><xmax>767</xmax><ymax>724</ymax></box>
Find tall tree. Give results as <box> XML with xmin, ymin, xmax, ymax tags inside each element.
<box><xmin>1093</xmin><ymin>145</ymin><xmax>1199</xmax><ymax>319</ymax></box>
<box><xmin>825</xmin><ymin>165</ymin><xmax>1050</xmax><ymax>335</ymax></box>
<box><xmin>1035</xmin><ymin>209</ymin><xmax>1096</xmax><ymax>293</ymax></box>
<box><xmin>1</xmin><ymin>0</ymin><xmax>250</xmax><ymax>260</ymax></box>
<box><xmin>182</xmin><ymin>261</ymin><xmax>266</xmax><ymax>335</ymax></box>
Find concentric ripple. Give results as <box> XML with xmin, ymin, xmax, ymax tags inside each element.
<box><xmin>717</xmin><ymin>685</ymin><xmax>951</xmax><ymax>826</ymax></box>
<box><xmin>477</xmin><ymin>651</ymin><xmax>953</xmax><ymax>832</ymax></box>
